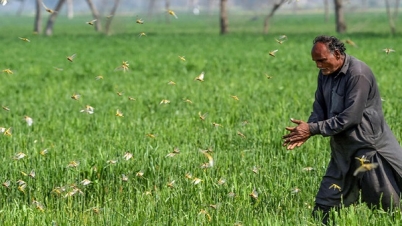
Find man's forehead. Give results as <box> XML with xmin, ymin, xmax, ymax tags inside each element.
<box><xmin>312</xmin><ymin>42</ymin><xmax>330</xmax><ymax>53</ymax></box>
<box><xmin>311</xmin><ymin>42</ymin><xmax>332</xmax><ymax>57</ymax></box>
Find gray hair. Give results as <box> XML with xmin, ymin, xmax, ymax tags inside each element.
<box><xmin>313</xmin><ymin>35</ymin><xmax>346</xmax><ymax>55</ymax></box>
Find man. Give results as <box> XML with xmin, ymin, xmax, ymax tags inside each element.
<box><xmin>282</xmin><ymin>35</ymin><xmax>402</xmax><ymax>224</ymax></box>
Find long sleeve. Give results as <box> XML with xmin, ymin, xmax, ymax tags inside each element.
<box><xmin>308</xmin><ymin>75</ymin><xmax>326</xmax><ymax>124</ymax></box>
<box><xmin>308</xmin><ymin>74</ymin><xmax>371</xmax><ymax>136</ymax></box>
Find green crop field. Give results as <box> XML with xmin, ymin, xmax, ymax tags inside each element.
<box><xmin>1</xmin><ymin>11</ymin><xmax>402</xmax><ymax>225</ymax></box>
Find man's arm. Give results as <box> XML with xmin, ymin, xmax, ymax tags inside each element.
<box><xmin>282</xmin><ymin>76</ymin><xmax>325</xmax><ymax>150</ymax></box>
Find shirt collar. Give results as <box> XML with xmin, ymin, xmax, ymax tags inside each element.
<box><xmin>334</xmin><ymin>54</ymin><xmax>350</xmax><ymax>78</ymax></box>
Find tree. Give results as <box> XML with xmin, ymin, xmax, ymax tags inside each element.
<box><xmin>385</xmin><ymin>0</ymin><xmax>400</xmax><ymax>35</ymax></box>
<box><xmin>105</xmin><ymin>0</ymin><xmax>120</xmax><ymax>35</ymax></box>
<box><xmin>86</xmin><ymin>0</ymin><xmax>101</xmax><ymax>32</ymax></box>
<box><xmin>66</xmin><ymin>0</ymin><xmax>73</xmax><ymax>19</ymax></box>
<box><xmin>263</xmin><ymin>0</ymin><xmax>286</xmax><ymax>34</ymax></box>
<box><xmin>324</xmin><ymin>0</ymin><xmax>329</xmax><ymax>22</ymax></box>
<box><xmin>45</xmin><ymin>0</ymin><xmax>66</xmax><ymax>36</ymax></box>
<box><xmin>334</xmin><ymin>0</ymin><xmax>346</xmax><ymax>33</ymax></box>
<box><xmin>165</xmin><ymin>0</ymin><xmax>170</xmax><ymax>24</ymax></box>
<box><xmin>33</xmin><ymin>0</ymin><xmax>41</xmax><ymax>34</ymax></box>
<box><xmin>220</xmin><ymin>0</ymin><xmax>228</xmax><ymax>34</ymax></box>
<box><xmin>147</xmin><ymin>0</ymin><xmax>156</xmax><ymax>18</ymax></box>
<box><xmin>42</xmin><ymin>0</ymin><xmax>120</xmax><ymax>36</ymax></box>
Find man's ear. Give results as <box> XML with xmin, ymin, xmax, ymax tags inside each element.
<box><xmin>334</xmin><ymin>49</ymin><xmax>341</xmax><ymax>60</ymax></box>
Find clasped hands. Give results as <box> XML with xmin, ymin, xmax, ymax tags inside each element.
<box><xmin>282</xmin><ymin>118</ymin><xmax>311</xmax><ymax>150</ymax></box>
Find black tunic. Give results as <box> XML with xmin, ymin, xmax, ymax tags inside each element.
<box><xmin>307</xmin><ymin>54</ymin><xmax>402</xmax><ymax>208</ymax></box>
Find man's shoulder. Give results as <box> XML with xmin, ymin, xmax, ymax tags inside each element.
<box><xmin>347</xmin><ymin>55</ymin><xmax>369</xmax><ymax>67</ymax></box>
<box><xmin>346</xmin><ymin>55</ymin><xmax>373</xmax><ymax>76</ymax></box>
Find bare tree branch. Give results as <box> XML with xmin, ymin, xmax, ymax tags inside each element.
<box><xmin>33</xmin><ymin>0</ymin><xmax>41</xmax><ymax>33</ymax></box>
<box><xmin>86</xmin><ymin>0</ymin><xmax>102</xmax><ymax>31</ymax></box>
<box><xmin>105</xmin><ymin>0</ymin><xmax>120</xmax><ymax>35</ymax></box>
<box><xmin>66</xmin><ymin>0</ymin><xmax>73</xmax><ymax>19</ymax></box>
<box><xmin>263</xmin><ymin>0</ymin><xmax>286</xmax><ymax>34</ymax></box>
<box><xmin>45</xmin><ymin>0</ymin><xmax>66</xmax><ymax>36</ymax></box>
<box><xmin>385</xmin><ymin>0</ymin><xmax>396</xmax><ymax>34</ymax></box>
<box><xmin>165</xmin><ymin>0</ymin><xmax>170</xmax><ymax>24</ymax></box>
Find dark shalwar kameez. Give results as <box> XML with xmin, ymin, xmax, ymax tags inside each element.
<box><xmin>308</xmin><ymin>54</ymin><xmax>402</xmax><ymax>209</ymax></box>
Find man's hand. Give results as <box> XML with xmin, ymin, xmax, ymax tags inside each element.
<box><xmin>284</xmin><ymin>137</ymin><xmax>309</xmax><ymax>150</ymax></box>
<box><xmin>282</xmin><ymin>118</ymin><xmax>311</xmax><ymax>150</ymax></box>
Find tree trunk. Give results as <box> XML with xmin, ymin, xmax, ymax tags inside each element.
<box><xmin>384</xmin><ymin>0</ymin><xmax>399</xmax><ymax>35</ymax></box>
<box><xmin>263</xmin><ymin>0</ymin><xmax>286</xmax><ymax>34</ymax></box>
<box><xmin>45</xmin><ymin>0</ymin><xmax>66</xmax><ymax>36</ymax></box>
<box><xmin>220</xmin><ymin>0</ymin><xmax>228</xmax><ymax>34</ymax></box>
<box><xmin>334</xmin><ymin>0</ymin><xmax>346</xmax><ymax>33</ymax></box>
<box><xmin>86</xmin><ymin>0</ymin><xmax>102</xmax><ymax>31</ymax></box>
<box><xmin>393</xmin><ymin>0</ymin><xmax>401</xmax><ymax>34</ymax></box>
<box><xmin>105</xmin><ymin>0</ymin><xmax>120</xmax><ymax>35</ymax></box>
<box><xmin>393</xmin><ymin>0</ymin><xmax>400</xmax><ymax>21</ymax></box>
<box><xmin>147</xmin><ymin>0</ymin><xmax>156</xmax><ymax>18</ymax></box>
<box><xmin>33</xmin><ymin>0</ymin><xmax>41</xmax><ymax>33</ymax></box>
<box><xmin>66</xmin><ymin>0</ymin><xmax>73</xmax><ymax>19</ymax></box>
<box><xmin>324</xmin><ymin>0</ymin><xmax>329</xmax><ymax>22</ymax></box>
<box><xmin>165</xmin><ymin>0</ymin><xmax>170</xmax><ymax>24</ymax></box>
<box><xmin>384</xmin><ymin>0</ymin><xmax>395</xmax><ymax>34</ymax></box>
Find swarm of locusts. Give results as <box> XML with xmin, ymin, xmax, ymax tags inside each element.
<box><xmin>0</xmin><ymin>3</ymin><xmax>398</xmax><ymax>224</ymax></box>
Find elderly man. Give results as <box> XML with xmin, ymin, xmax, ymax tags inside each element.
<box><xmin>282</xmin><ymin>35</ymin><xmax>402</xmax><ymax>224</ymax></box>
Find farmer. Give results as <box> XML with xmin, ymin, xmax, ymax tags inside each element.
<box><xmin>282</xmin><ymin>35</ymin><xmax>402</xmax><ymax>224</ymax></box>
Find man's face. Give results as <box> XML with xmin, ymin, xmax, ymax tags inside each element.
<box><xmin>311</xmin><ymin>42</ymin><xmax>343</xmax><ymax>75</ymax></box>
